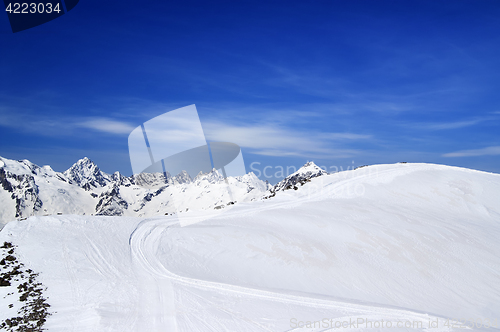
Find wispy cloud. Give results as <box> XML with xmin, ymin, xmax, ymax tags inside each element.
<box><xmin>203</xmin><ymin>120</ymin><xmax>369</xmax><ymax>159</ymax></box>
<box><xmin>426</xmin><ymin>119</ymin><xmax>483</xmax><ymax>130</ymax></box>
<box><xmin>320</xmin><ymin>133</ymin><xmax>372</xmax><ymax>140</ymax></box>
<box><xmin>443</xmin><ymin>146</ymin><xmax>500</xmax><ymax>157</ymax></box>
<box><xmin>0</xmin><ymin>110</ymin><xmax>136</xmax><ymax>137</ymax></box>
<box><xmin>1</xmin><ymin>102</ymin><xmax>372</xmax><ymax>159</ymax></box>
<box><xmin>411</xmin><ymin>115</ymin><xmax>498</xmax><ymax>131</ymax></box>
<box><xmin>77</xmin><ymin>118</ymin><xmax>135</xmax><ymax>134</ymax></box>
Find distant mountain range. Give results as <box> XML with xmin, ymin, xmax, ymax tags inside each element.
<box><xmin>0</xmin><ymin>156</ymin><xmax>328</xmax><ymax>227</ymax></box>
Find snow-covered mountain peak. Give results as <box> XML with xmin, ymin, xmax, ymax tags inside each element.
<box><xmin>133</xmin><ymin>172</ymin><xmax>168</xmax><ymax>188</ymax></box>
<box><xmin>110</xmin><ymin>171</ymin><xmax>134</xmax><ymax>187</ymax></box>
<box><xmin>298</xmin><ymin>161</ymin><xmax>326</xmax><ymax>174</ymax></box>
<box><xmin>0</xmin><ymin>155</ymin><xmax>274</xmax><ymax>225</ymax></box>
<box><xmin>69</xmin><ymin>157</ymin><xmax>97</xmax><ymax>170</ymax></box>
<box><xmin>233</xmin><ymin>172</ymin><xmax>262</xmax><ymax>186</ymax></box>
<box><xmin>41</xmin><ymin>165</ymin><xmax>53</xmax><ymax>172</ymax></box>
<box><xmin>193</xmin><ymin>170</ymin><xmax>206</xmax><ymax>181</ymax></box>
<box><xmin>273</xmin><ymin>161</ymin><xmax>327</xmax><ymax>192</ymax></box>
<box><xmin>172</xmin><ymin>170</ymin><xmax>192</xmax><ymax>185</ymax></box>
<box><xmin>232</xmin><ymin>171</ymin><xmax>272</xmax><ymax>194</ymax></box>
<box><xmin>193</xmin><ymin>169</ymin><xmax>224</xmax><ymax>184</ymax></box>
<box><xmin>0</xmin><ymin>157</ymin><xmax>38</xmax><ymax>176</ymax></box>
<box><xmin>64</xmin><ymin>157</ymin><xmax>111</xmax><ymax>189</ymax></box>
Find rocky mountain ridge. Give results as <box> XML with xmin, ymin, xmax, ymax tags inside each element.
<box><xmin>0</xmin><ymin>156</ymin><xmax>327</xmax><ymax>227</ymax></box>
<box><xmin>273</xmin><ymin>161</ymin><xmax>328</xmax><ymax>192</ymax></box>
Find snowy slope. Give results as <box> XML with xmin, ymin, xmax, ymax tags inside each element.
<box><xmin>1</xmin><ymin>163</ymin><xmax>499</xmax><ymax>331</ymax></box>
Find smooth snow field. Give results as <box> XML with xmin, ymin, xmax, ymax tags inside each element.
<box><xmin>1</xmin><ymin>163</ymin><xmax>499</xmax><ymax>331</ymax></box>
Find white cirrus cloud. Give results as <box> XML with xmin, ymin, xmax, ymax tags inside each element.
<box><xmin>425</xmin><ymin>119</ymin><xmax>483</xmax><ymax>130</ymax></box>
<box><xmin>77</xmin><ymin>118</ymin><xmax>135</xmax><ymax>134</ymax></box>
<box><xmin>443</xmin><ymin>146</ymin><xmax>500</xmax><ymax>157</ymax></box>
<box><xmin>203</xmin><ymin>121</ymin><xmax>370</xmax><ymax>159</ymax></box>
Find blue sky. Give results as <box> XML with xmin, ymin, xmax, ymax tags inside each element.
<box><xmin>1</xmin><ymin>0</ymin><xmax>500</xmax><ymax>183</ymax></box>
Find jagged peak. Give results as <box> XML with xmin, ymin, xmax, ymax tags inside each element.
<box><xmin>299</xmin><ymin>161</ymin><xmax>325</xmax><ymax>172</ymax></box>
<box><xmin>172</xmin><ymin>170</ymin><xmax>192</xmax><ymax>184</ymax></box>
<box><xmin>133</xmin><ymin>172</ymin><xmax>169</xmax><ymax>187</ymax></box>
<box><xmin>111</xmin><ymin>171</ymin><xmax>124</xmax><ymax>181</ymax></box>
<box><xmin>66</xmin><ymin>157</ymin><xmax>101</xmax><ymax>172</ymax></box>
<box><xmin>232</xmin><ymin>171</ymin><xmax>272</xmax><ymax>191</ymax></box>
<box><xmin>72</xmin><ymin>157</ymin><xmax>97</xmax><ymax>168</ymax></box>
<box><xmin>193</xmin><ymin>168</ymin><xmax>224</xmax><ymax>183</ymax></box>
<box><xmin>64</xmin><ymin>157</ymin><xmax>100</xmax><ymax>177</ymax></box>
<box><xmin>174</xmin><ymin>170</ymin><xmax>191</xmax><ymax>179</ymax></box>
<box><xmin>273</xmin><ymin>161</ymin><xmax>327</xmax><ymax>192</ymax></box>
<box><xmin>64</xmin><ymin>157</ymin><xmax>110</xmax><ymax>188</ymax></box>
<box><xmin>235</xmin><ymin>171</ymin><xmax>259</xmax><ymax>182</ymax></box>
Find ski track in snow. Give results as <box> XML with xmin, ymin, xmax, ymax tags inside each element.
<box><xmin>126</xmin><ymin>217</ymin><xmax>458</xmax><ymax>332</ymax></box>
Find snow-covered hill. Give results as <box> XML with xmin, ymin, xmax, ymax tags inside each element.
<box><xmin>1</xmin><ymin>162</ymin><xmax>499</xmax><ymax>331</ymax></box>
<box><xmin>0</xmin><ymin>156</ymin><xmax>272</xmax><ymax>227</ymax></box>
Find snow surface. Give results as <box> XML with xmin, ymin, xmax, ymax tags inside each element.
<box><xmin>1</xmin><ymin>163</ymin><xmax>499</xmax><ymax>331</ymax></box>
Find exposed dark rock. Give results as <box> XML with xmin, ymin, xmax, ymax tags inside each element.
<box><xmin>0</xmin><ymin>242</ymin><xmax>52</xmax><ymax>331</ymax></box>
<box><xmin>9</xmin><ymin>173</ymin><xmax>43</xmax><ymax>219</ymax></box>
<box><xmin>64</xmin><ymin>157</ymin><xmax>111</xmax><ymax>189</ymax></box>
<box><xmin>273</xmin><ymin>161</ymin><xmax>327</xmax><ymax>193</ymax></box>
<box><xmin>95</xmin><ymin>185</ymin><xmax>128</xmax><ymax>216</ymax></box>
<box><xmin>0</xmin><ymin>168</ymin><xmax>14</xmax><ymax>193</ymax></box>
<box><xmin>1</xmin><ymin>242</ymin><xmax>13</xmax><ymax>249</ymax></box>
<box><xmin>133</xmin><ymin>186</ymin><xmax>169</xmax><ymax>213</ymax></box>
<box><xmin>144</xmin><ymin>193</ymin><xmax>153</xmax><ymax>202</ymax></box>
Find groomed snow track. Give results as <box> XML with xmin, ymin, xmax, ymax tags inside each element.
<box><xmin>129</xmin><ymin>217</ymin><xmax>469</xmax><ymax>332</ymax></box>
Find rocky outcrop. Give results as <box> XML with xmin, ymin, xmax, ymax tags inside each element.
<box><xmin>172</xmin><ymin>170</ymin><xmax>192</xmax><ymax>185</ymax></box>
<box><xmin>95</xmin><ymin>185</ymin><xmax>128</xmax><ymax>216</ymax></box>
<box><xmin>63</xmin><ymin>157</ymin><xmax>110</xmax><ymax>189</ymax></box>
<box><xmin>132</xmin><ymin>172</ymin><xmax>169</xmax><ymax>187</ymax></box>
<box><xmin>12</xmin><ymin>173</ymin><xmax>43</xmax><ymax>218</ymax></box>
<box><xmin>273</xmin><ymin>161</ymin><xmax>327</xmax><ymax>192</ymax></box>
<box><xmin>0</xmin><ymin>167</ymin><xmax>43</xmax><ymax>218</ymax></box>
<box><xmin>0</xmin><ymin>242</ymin><xmax>52</xmax><ymax>331</ymax></box>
